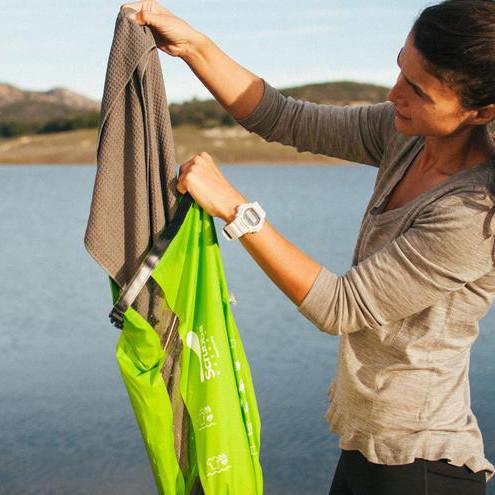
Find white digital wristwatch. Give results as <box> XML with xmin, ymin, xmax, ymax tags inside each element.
<box><xmin>222</xmin><ymin>201</ymin><xmax>266</xmax><ymax>240</ymax></box>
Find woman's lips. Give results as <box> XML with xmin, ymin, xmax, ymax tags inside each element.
<box><xmin>394</xmin><ymin>107</ymin><xmax>410</xmax><ymax>120</ymax></box>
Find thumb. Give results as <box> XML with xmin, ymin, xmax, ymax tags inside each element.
<box><xmin>129</xmin><ymin>9</ymin><xmax>156</xmax><ymax>26</ymax></box>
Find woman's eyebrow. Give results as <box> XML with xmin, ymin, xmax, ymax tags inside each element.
<box><xmin>396</xmin><ymin>48</ymin><xmax>434</xmax><ymax>101</ymax></box>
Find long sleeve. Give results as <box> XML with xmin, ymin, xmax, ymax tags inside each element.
<box><xmin>234</xmin><ymin>78</ymin><xmax>396</xmax><ymax>166</ymax></box>
<box><xmin>297</xmin><ymin>192</ymin><xmax>495</xmax><ymax>335</ymax></box>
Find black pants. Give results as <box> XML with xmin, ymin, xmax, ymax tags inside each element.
<box><xmin>329</xmin><ymin>449</ymin><xmax>487</xmax><ymax>495</ymax></box>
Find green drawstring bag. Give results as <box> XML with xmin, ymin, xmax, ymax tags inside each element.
<box><xmin>112</xmin><ymin>199</ymin><xmax>263</xmax><ymax>494</ymax></box>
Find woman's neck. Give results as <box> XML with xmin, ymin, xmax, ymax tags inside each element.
<box><xmin>421</xmin><ymin>125</ymin><xmax>495</xmax><ymax>176</ymax></box>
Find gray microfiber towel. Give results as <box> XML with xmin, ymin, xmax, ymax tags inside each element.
<box><xmin>84</xmin><ymin>6</ymin><xmax>178</xmax><ymax>294</ymax></box>
<box><xmin>84</xmin><ymin>7</ymin><xmax>203</xmax><ymax>493</ymax></box>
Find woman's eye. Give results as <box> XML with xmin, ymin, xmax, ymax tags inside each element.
<box><xmin>413</xmin><ymin>87</ymin><xmax>423</xmax><ymax>97</ymax></box>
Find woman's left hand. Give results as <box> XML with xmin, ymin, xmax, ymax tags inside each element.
<box><xmin>176</xmin><ymin>151</ymin><xmax>247</xmax><ymax>222</ymax></box>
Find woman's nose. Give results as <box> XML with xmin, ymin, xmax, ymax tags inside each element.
<box><xmin>387</xmin><ymin>76</ymin><xmax>403</xmax><ymax>104</ymax></box>
<box><xmin>386</xmin><ymin>84</ymin><xmax>398</xmax><ymax>103</ymax></box>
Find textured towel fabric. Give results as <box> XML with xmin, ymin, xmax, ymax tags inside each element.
<box><xmin>84</xmin><ymin>8</ymin><xmax>203</xmax><ymax>493</ymax></box>
<box><xmin>235</xmin><ymin>78</ymin><xmax>495</xmax><ymax>483</ymax></box>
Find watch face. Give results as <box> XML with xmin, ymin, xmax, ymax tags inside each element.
<box><xmin>243</xmin><ymin>208</ymin><xmax>261</xmax><ymax>226</ymax></box>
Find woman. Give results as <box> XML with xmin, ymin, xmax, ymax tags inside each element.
<box><xmin>123</xmin><ymin>1</ymin><xmax>495</xmax><ymax>493</ymax></box>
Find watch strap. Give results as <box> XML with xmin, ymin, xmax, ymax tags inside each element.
<box><xmin>223</xmin><ymin>217</ymin><xmax>247</xmax><ymax>240</ymax></box>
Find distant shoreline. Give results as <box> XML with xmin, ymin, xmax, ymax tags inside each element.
<box><xmin>0</xmin><ymin>127</ymin><xmax>350</xmax><ymax>166</ymax></box>
<box><xmin>0</xmin><ymin>160</ymin><xmax>350</xmax><ymax>166</ymax></box>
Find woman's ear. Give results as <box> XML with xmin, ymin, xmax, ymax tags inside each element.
<box><xmin>472</xmin><ymin>103</ymin><xmax>495</xmax><ymax>126</ymax></box>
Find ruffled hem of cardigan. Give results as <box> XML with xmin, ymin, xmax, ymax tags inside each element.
<box><xmin>326</xmin><ymin>405</ymin><xmax>495</xmax><ymax>483</ymax></box>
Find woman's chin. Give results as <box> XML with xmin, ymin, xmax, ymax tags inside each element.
<box><xmin>393</xmin><ymin>115</ymin><xmax>416</xmax><ymax>135</ymax></box>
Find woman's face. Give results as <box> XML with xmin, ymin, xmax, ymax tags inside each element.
<box><xmin>387</xmin><ymin>31</ymin><xmax>472</xmax><ymax>137</ymax></box>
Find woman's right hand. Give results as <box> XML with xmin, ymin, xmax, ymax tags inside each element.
<box><xmin>121</xmin><ymin>1</ymin><xmax>206</xmax><ymax>59</ymax></box>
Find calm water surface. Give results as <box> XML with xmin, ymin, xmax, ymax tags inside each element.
<box><xmin>1</xmin><ymin>164</ymin><xmax>494</xmax><ymax>494</ymax></box>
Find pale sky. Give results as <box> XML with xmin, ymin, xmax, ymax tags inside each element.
<box><xmin>1</xmin><ymin>0</ymin><xmax>431</xmax><ymax>104</ymax></box>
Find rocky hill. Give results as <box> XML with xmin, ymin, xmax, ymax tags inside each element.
<box><xmin>0</xmin><ymin>83</ymin><xmax>100</xmax><ymax>123</ymax></box>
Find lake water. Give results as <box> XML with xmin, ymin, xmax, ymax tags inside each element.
<box><xmin>1</xmin><ymin>164</ymin><xmax>494</xmax><ymax>495</ymax></box>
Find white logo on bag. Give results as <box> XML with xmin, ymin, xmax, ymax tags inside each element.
<box><xmin>198</xmin><ymin>405</ymin><xmax>216</xmax><ymax>430</ymax></box>
<box><xmin>206</xmin><ymin>453</ymin><xmax>231</xmax><ymax>477</ymax></box>
<box><xmin>186</xmin><ymin>325</ymin><xmax>221</xmax><ymax>382</ymax></box>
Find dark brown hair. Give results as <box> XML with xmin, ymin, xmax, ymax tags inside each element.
<box><xmin>411</xmin><ymin>0</ymin><xmax>495</xmax><ymax>110</ymax></box>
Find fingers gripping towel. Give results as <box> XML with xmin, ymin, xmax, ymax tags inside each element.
<box><xmin>84</xmin><ymin>7</ymin><xmax>263</xmax><ymax>494</ymax></box>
